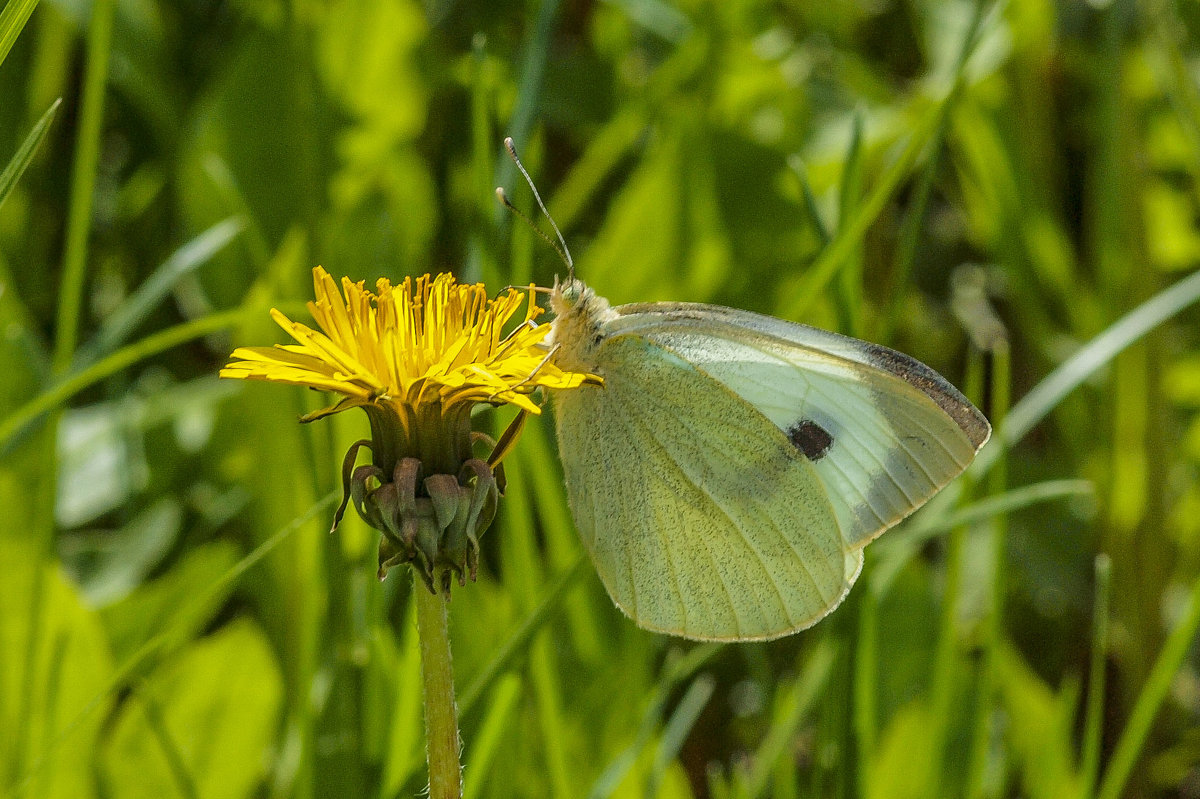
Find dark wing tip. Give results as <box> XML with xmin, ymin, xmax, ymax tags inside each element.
<box><xmin>860</xmin><ymin>342</ymin><xmax>992</xmax><ymax>451</ymax></box>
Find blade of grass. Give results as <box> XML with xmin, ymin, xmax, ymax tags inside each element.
<box><xmin>458</xmin><ymin>552</ymin><xmax>590</xmax><ymax>717</ymax></box>
<box><xmin>780</xmin><ymin>7</ymin><xmax>992</xmax><ymax>322</ymax></box>
<box><xmin>972</xmin><ymin>267</ymin><xmax>1200</xmax><ymax>478</ymax></box>
<box><xmin>498</xmin><ymin>449</ymin><xmax>574</xmax><ymax>798</ymax></box>
<box><xmin>493</xmin><ymin>0</ymin><xmax>560</xmax><ymax>221</ymax></box>
<box><xmin>869</xmin><ymin>479</ymin><xmax>1093</xmax><ymax>597</ymax></box>
<box><xmin>968</xmin><ymin>340</ymin><xmax>1012</xmax><ymax>799</ymax></box>
<box><xmin>778</xmin><ymin>108</ymin><xmax>938</xmax><ymax>321</ymax></box>
<box><xmin>927</xmin><ymin>345</ymin><xmax>988</xmax><ymax>799</ymax></box>
<box><xmin>646</xmin><ymin>674</ymin><xmax>716</xmax><ymax>796</ymax></box>
<box><xmin>834</xmin><ymin>110</ymin><xmax>865</xmax><ymax>337</ymax></box>
<box><xmin>0</xmin><ymin>309</ymin><xmax>246</xmax><ymax>451</ymax></box>
<box><xmin>522</xmin><ymin>420</ymin><xmax>605</xmax><ymax>660</ymax></box>
<box><xmin>460</xmin><ymin>673</ymin><xmax>523</xmax><ymax>798</ymax></box>
<box><xmin>201</xmin><ymin>155</ymin><xmax>272</xmax><ymax>270</ymax></box>
<box><xmin>466</xmin><ymin>34</ymin><xmax>499</xmax><ymax>287</ymax></box>
<box><xmin>0</xmin><ymin>98</ymin><xmax>60</xmax><ymax>211</ymax></box>
<box><xmin>743</xmin><ymin>638</ymin><xmax>837</xmax><ymax>799</ymax></box>
<box><xmin>545</xmin><ymin>107</ymin><xmax>645</xmax><ymax>235</ymax></box>
<box><xmin>25</xmin><ymin>633</ymin><xmax>67</xmax><ymax>799</ymax></box>
<box><xmin>1096</xmin><ymin>563</ymin><xmax>1200</xmax><ymax>799</ymax></box>
<box><xmin>853</xmin><ymin>581</ymin><xmax>879</xmax><ymax>797</ymax></box>
<box><xmin>912</xmin><ymin>481</ymin><xmax>1093</xmax><ymax>542</ymax></box>
<box><xmin>80</xmin><ymin>218</ymin><xmax>244</xmax><ymax>362</ymax></box>
<box><xmin>3</xmin><ymin>97</ymin><xmax>62</xmax><ymax>788</ymax></box>
<box><xmin>589</xmin><ymin>643</ymin><xmax>724</xmax><ymax>799</ymax></box>
<box><xmin>0</xmin><ymin>0</ymin><xmax>40</xmax><ymax>67</ymax></box>
<box><xmin>881</xmin><ymin>0</ymin><xmax>987</xmax><ymax>341</ymax></box>
<box><xmin>925</xmin><ymin>489</ymin><xmax>969</xmax><ymax>798</ymax></box>
<box><xmin>139</xmin><ymin>685</ymin><xmax>202</xmax><ymax>799</ymax></box>
<box><xmin>788</xmin><ymin>156</ymin><xmax>831</xmax><ymax>246</ymax></box>
<box><xmin>53</xmin><ymin>0</ymin><xmax>117</xmax><ymax>373</ymax></box>
<box><xmin>1079</xmin><ymin>554</ymin><xmax>1112</xmax><ymax>799</ymax></box>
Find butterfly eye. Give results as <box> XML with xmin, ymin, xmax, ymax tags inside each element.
<box><xmin>558</xmin><ymin>280</ymin><xmax>583</xmax><ymax>308</ymax></box>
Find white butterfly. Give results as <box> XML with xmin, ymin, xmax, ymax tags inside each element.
<box><xmin>497</xmin><ymin>137</ymin><xmax>989</xmax><ymax>641</ymax></box>
<box><xmin>546</xmin><ymin>278</ymin><xmax>990</xmax><ymax>641</ymax></box>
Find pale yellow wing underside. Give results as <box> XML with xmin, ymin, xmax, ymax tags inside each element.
<box><xmin>554</xmin><ymin>335</ymin><xmax>862</xmax><ymax>641</ymax></box>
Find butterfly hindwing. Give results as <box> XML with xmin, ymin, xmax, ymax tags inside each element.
<box><xmin>606</xmin><ymin>303</ymin><xmax>990</xmax><ymax>549</ymax></box>
<box><xmin>554</xmin><ymin>334</ymin><xmax>861</xmax><ymax>641</ymax></box>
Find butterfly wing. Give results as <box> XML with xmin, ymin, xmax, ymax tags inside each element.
<box><xmin>604</xmin><ymin>303</ymin><xmax>991</xmax><ymax>550</ymax></box>
<box><xmin>554</xmin><ymin>334</ymin><xmax>862</xmax><ymax>641</ymax></box>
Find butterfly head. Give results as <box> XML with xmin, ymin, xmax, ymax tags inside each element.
<box><xmin>549</xmin><ymin>276</ymin><xmax>590</xmax><ymax>314</ymax></box>
<box><xmin>547</xmin><ymin>277</ymin><xmax>617</xmax><ymax>373</ymax></box>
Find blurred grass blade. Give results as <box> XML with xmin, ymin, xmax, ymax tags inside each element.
<box><xmin>973</xmin><ymin>267</ymin><xmax>1200</xmax><ymax>477</ymax></box>
<box><xmin>80</xmin><ymin>217</ymin><xmax>244</xmax><ymax>362</ymax></box>
<box><xmin>882</xmin><ymin>0</ymin><xmax>986</xmax><ymax>340</ymax></box>
<box><xmin>1097</xmin><ymin>564</ymin><xmax>1200</xmax><ymax>799</ymax></box>
<box><xmin>788</xmin><ymin>156</ymin><xmax>831</xmax><ymax>245</ymax></box>
<box><xmin>0</xmin><ymin>309</ymin><xmax>244</xmax><ymax>451</ymax></box>
<box><xmin>604</xmin><ymin>0</ymin><xmax>692</xmax><ymax>42</ymax></box>
<box><xmin>493</xmin><ymin>0</ymin><xmax>560</xmax><ymax>216</ymax></box>
<box><xmin>548</xmin><ymin>108</ymin><xmax>645</xmax><ymax>233</ymax></box>
<box><xmin>0</xmin><ymin>0</ymin><xmax>40</xmax><ymax>67</ymax></box>
<box><xmin>967</xmin><ymin>339</ymin><xmax>1012</xmax><ymax>799</ymax></box>
<box><xmin>779</xmin><ymin>109</ymin><xmax>938</xmax><ymax>320</ymax></box>
<box><xmin>461</xmin><ymin>673</ymin><xmax>523</xmax><ymax>797</ymax></box>
<box><xmin>780</xmin><ymin>0</ymin><xmax>991</xmax><ymax>321</ymax></box>
<box><xmin>1079</xmin><ymin>554</ymin><xmax>1111</xmax><ymax>799</ymax></box>
<box><xmin>0</xmin><ymin>97</ymin><xmax>60</xmax><ymax>211</ymax></box>
<box><xmin>139</xmin><ymin>688</ymin><xmax>202</xmax><ymax>799</ymax></box>
<box><xmin>53</xmin><ymin>0</ymin><xmax>117</xmax><ymax>372</ymax></box>
<box><xmin>870</xmin><ymin>479</ymin><xmax>1094</xmax><ymax>597</ymax></box>
<box><xmin>590</xmin><ymin>643</ymin><xmax>723</xmax><ymax>799</ymax></box>
<box><xmin>854</xmin><ymin>587</ymin><xmax>880</xmax><ymax>795</ymax></box>
<box><xmin>743</xmin><ymin>639</ymin><xmax>837</xmax><ymax>799</ymax></box>
<box><xmin>834</xmin><ymin>110</ymin><xmax>865</xmax><ymax>336</ymax></box>
<box><xmin>458</xmin><ymin>552</ymin><xmax>590</xmax><ymax>717</ymax></box>
<box><xmin>907</xmin><ymin>479</ymin><xmax>1093</xmax><ymax>540</ymax></box>
<box><xmin>201</xmin><ymin>155</ymin><xmax>272</xmax><ymax>268</ymax></box>
<box><xmin>647</xmin><ymin>675</ymin><xmax>716</xmax><ymax>795</ymax></box>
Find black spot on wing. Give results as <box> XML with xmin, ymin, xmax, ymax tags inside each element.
<box><xmin>787</xmin><ymin>419</ymin><xmax>834</xmax><ymax>461</ymax></box>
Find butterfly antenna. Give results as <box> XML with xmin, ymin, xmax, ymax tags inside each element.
<box><xmin>495</xmin><ymin>188</ymin><xmax>569</xmax><ymax>269</ymax></box>
<box><xmin>500</xmin><ymin>137</ymin><xmax>575</xmax><ymax>283</ymax></box>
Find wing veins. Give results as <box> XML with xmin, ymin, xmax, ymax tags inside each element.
<box><xmin>622</xmin><ymin>369</ymin><xmax>829</xmax><ymax>621</ymax></box>
<box><xmin>609</xmin><ymin>393</ymin><xmax>696</xmax><ymax>634</ymax></box>
<box><xmin>612</xmin><ymin>392</ymin><xmax>751</xmax><ymax>636</ymax></box>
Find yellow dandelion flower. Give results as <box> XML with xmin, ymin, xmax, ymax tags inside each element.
<box><xmin>221</xmin><ymin>266</ymin><xmax>601</xmax><ymax>590</ymax></box>
<box><xmin>221</xmin><ymin>266</ymin><xmax>596</xmax><ymax>421</ymax></box>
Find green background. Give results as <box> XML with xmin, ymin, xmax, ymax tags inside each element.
<box><xmin>2</xmin><ymin>0</ymin><xmax>1200</xmax><ymax>796</ymax></box>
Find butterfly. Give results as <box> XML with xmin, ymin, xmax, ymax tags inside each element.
<box><xmin>545</xmin><ymin>278</ymin><xmax>990</xmax><ymax>641</ymax></box>
<box><xmin>499</xmin><ymin>138</ymin><xmax>990</xmax><ymax>641</ymax></box>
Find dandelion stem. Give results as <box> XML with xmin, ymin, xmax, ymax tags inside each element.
<box><xmin>414</xmin><ymin>581</ymin><xmax>462</xmax><ymax>799</ymax></box>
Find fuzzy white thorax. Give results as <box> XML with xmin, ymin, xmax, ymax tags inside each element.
<box><xmin>548</xmin><ymin>278</ymin><xmax>619</xmax><ymax>375</ymax></box>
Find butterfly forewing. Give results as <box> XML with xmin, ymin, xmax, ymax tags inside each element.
<box><xmin>606</xmin><ymin>303</ymin><xmax>990</xmax><ymax>549</ymax></box>
<box><xmin>555</xmin><ymin>334</ymin><xmax>862</xmax><ymax>641</ymax></box>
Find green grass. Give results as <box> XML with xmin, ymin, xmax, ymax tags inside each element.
<box><xmin>3</xmin><ymin>0</ymin><xmax>1200</xmax><ymax>797</ymax></box>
